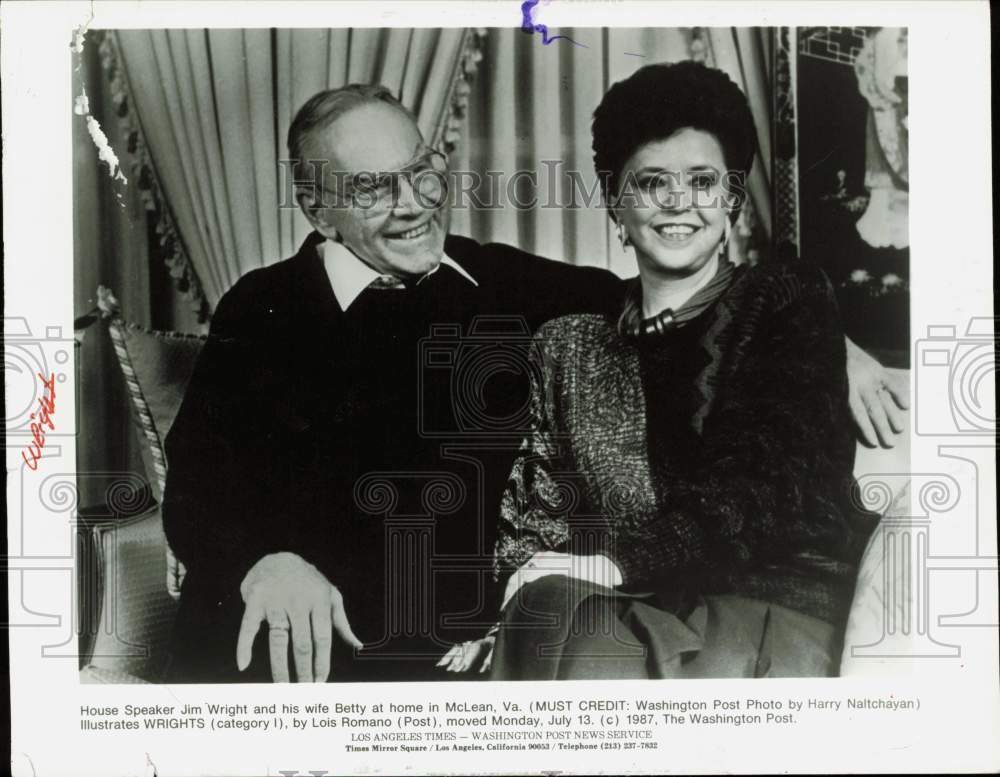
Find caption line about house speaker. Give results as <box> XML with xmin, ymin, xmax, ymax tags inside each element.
<box><xmin>78</xmin><ymin>693</ymin><xmax>920</xmax><ymax>751</ymax></box>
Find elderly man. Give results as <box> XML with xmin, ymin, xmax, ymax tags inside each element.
<box><xmin>162</xmin><ymin>84</ymin><xmax>906</xmax><ymax>683</ymax></box>
<box><xmin>162</xmin><ymin>84</ymin><xmax>619</xmax><ymax>683</ymax></box>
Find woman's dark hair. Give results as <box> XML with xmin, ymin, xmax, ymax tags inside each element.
<box><xmin>592</xmin><ymin>61</ymin><xmax>756</xmax><ymax>207</ymax></box>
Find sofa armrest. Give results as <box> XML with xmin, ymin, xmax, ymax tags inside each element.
<box><xmin>841</xmin><ymin>396</ymin><xmax>913</xmax><ymax>676</ymax></box>
<box><xmin>80</xmin><ymin>665</ymin><xmax>152</xmax><ymax>684</ymax></box>
<box><xmin>80</xmin><ymin>505</ymin><xmax>179</xmax><ymax>683</ymax></box>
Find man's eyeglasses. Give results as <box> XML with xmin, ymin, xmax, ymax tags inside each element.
<box><xmin>310</xmin><ymin>147</ymin><xmax>449</xmax><ymax>217</ymax></box>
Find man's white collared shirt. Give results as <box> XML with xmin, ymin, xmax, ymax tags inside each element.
<box><xmin>319</xmin><ymin>239</ymin><xmax>477</xmax><ymax>311</ymax></box>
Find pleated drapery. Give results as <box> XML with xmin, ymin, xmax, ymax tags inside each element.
<box><xmin>110</xmin><ymin>26</ymin><xmax>778</xmax><ymax>311</ymax></box>
<box><xmin>113</xmin><ymin>28</ymin><xmax>483</xmax><ymax>311</ymax></box>
<box><xmin>707</xmin><ymin>27</ymin><xmax>775</xmax><ymax>254</ymax></box>
<box><xmin>456</xmin><ymin>27</ymin><xmax>777</xmax><ymax>277</ymax></box>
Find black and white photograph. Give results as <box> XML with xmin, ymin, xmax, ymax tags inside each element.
<box><xmin>4</xmin><ymin>2</ymin><xmax>997</xmax><ymax>775</ymax></box>
<box><xmin>70</xmin><ymin>22</ymin><xmax>918</xmax><ymax>686</ymax></box>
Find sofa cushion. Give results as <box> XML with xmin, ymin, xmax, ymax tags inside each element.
<box><xmin>108</xmin><ymin>318</ymin><xmax>206</xmax><ymax>500</ymax></box>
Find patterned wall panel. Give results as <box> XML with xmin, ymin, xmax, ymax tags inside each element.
<box><xmin>774</xmin><ymin>27</ymin><xmax>799</xmax><ymax>257</ymax></box>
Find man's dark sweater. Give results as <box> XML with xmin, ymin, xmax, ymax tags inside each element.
<box><xmin>495</xmin><ymin>260</ymin><xmax>879</xmax><ymax>629</ymax></box>
<box><xmin>162</xmin><ymin>232</ymin><xmax>621</xmax><ymax>682</ymax></box>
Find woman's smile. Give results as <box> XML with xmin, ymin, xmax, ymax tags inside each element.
<box><xmin>651</xmin><ymin>221</ymin><xmax>703</xmax><ymax>246</ymax></box>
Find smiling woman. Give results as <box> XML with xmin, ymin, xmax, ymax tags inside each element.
<box><xmin>616</xmin><ymin>129</ymin><xmax>731</xmax><ymax>278</ymax></box>
<box><xmin>595</xmin><ymin>62</ymin><xmax>756</xmax><ymax>336</ymax></box>
<box><xmin>482</xmin><ymin>61</ymin><xmax>880</xmax><ymax>680</ymax></box>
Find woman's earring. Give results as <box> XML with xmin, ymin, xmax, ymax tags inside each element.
<box><xmin>719</xmin><ymin>217</ymin><xmax>732</xmax><ymax>257</ymax></box>
<box><xmin>617</xmin><ymin>222</ymin><xmax>631</xmax><ymax>249</ymax></box>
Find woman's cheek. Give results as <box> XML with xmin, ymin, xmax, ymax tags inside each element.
<box><xmin>628</xmin><ymin>207</ymin><xmax>656</xmax><ymax>236</ymax></box>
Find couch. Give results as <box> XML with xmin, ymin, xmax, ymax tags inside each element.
<box><xmin>78</xmin><ymin>314</ymin><xmax>913</xmax><ymax>683</ymax></box>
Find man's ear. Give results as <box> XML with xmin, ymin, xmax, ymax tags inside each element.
<box><xmin>296</xmin><ymin>186</ymin><xmax>339</xmax><ymax>240</ymax></box>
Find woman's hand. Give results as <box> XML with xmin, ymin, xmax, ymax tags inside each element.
<box><xmin>165</xmin><ymin>546</ymin><xmax>186</xmax><ymax>600</ymax></box>
<box><xmin>436</xmin><ymin>636</ymin><xmax>496</xmax><ymax>674</ymax></box>
<box><xmin>501</xmin><ymin>551</ymin><xmax>623</xmax><ymax>612</ymax></box>
<box><xmin>846</xmin><ymin>336</ymin><xmax>910</xmax><ymax>448</ymax></box>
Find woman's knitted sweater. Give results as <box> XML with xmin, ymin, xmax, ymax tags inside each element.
<box><xmin>494</xmin><ymin>260</ymin><xmax>878</xmax><ymax>628</ymax></box>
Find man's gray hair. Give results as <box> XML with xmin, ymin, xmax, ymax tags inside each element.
<box><xmin>286</xmin><ymin>83</ymin><xmax>414</xmax><ymax>174</ymax></box>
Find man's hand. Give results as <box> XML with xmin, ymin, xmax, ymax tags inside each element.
<box><xmin>236</xmin><ymin>552</ymin><xmax>362</xmax><ymax>683</ymax></box>
<box><xmin>846</xmin><ymin>336</ymin><xmax>910</xmax><ymax>448</ymax></box>
<box><xmin>501</xmin><ymin>551</ymin><xmax>623</xmax><ymax>612</ymax></box>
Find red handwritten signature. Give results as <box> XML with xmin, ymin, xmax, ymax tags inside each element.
<box><xmin>21</xmin><ymin>372</ymin><xmax>57</xmax><ymax>471</ymax></box>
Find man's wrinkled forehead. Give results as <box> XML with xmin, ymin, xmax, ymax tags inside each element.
<box><xmin>308</xmin><ymin>101</ymin><xmax>424</xmax><ymax>174</ymax></box>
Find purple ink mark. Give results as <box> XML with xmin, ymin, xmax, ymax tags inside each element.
<box><xmin>521</xmin><ymin>0</ymin><xmax>587</xmax><ymax>48</ymax></box>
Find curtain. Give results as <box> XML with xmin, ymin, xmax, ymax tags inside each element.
<box><xmin>73</xmin><ymin>40</ymin><xmax>151</xmax><ymax>509</ymax></box>
<box><xmin>76</xmin><ymin>24</ymin><xmax>779</xmax><ymax>517</ymax></box>
<box><xmin>113</xmin><ymin>28</ymin><xmax>482</xmax><ymax>312</ymax></box>
<box><xmin>453</xmin><ymin>27</ymin><xmax>776</xmax><ymax>276</ymax></box>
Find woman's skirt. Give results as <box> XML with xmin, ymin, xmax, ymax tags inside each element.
<box><xmin>489</xmin><ymin>575</ymin><xmax>841</xmax><ymax>680</ymax></box>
